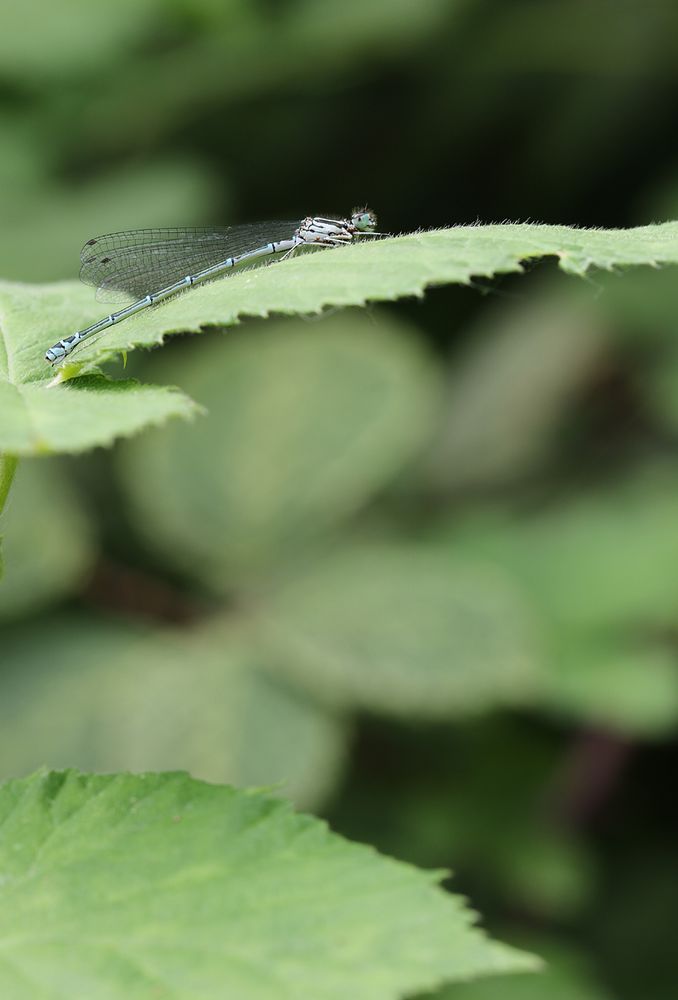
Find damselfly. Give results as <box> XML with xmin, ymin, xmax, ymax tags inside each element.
<box><xmin>45</xmin><ymin>208</ymin><xmax>382</xmax><ymax>364</ymax></box>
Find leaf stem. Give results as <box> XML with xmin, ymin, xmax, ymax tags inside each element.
<box><xmin>0</xmin><ymin>454</ymin><xmax>18</xmax><ymax>516</ymax></box>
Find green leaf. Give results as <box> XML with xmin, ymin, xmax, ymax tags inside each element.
<box><xmin>0</xmin><ymin>157</ymin><xmax>220</xmax><ymax>283</ymax></box>
<box><xmin>39</xmin><ymin>221</ymin><xmax>678</xmax><ymax>373</ymax></box>
<box><xmin>0</xmin><ymin>0</ymin><xmax>163</xmax><ymax>80</ymax></box>
<box><xmin>445</xmin><ymin>468</ymin><xmax>678</xmax><ymax>630</ymax></box>
<box><xmin>8</xmin><ymin>222</ymin><xmax>678</xmax><ymax>452</ymax></box>
<box><xmin>1</xmin><ymin>0</ymin><xmax>454</xmax><ymax>85</ymax></box>
<box><xmin>119</xmin><ymin>314</ymin><xmax>437</xmax><ymax>584</ymax></box>
<box><xmin>254</xmin><ymin>543</ymin><xmax>541</xmax><ymax>717</ymax></box>
<box><xmin>0</xmin><ymin>770</ymin><xmax>537</xmax><ymax>999</ymax></box>
<box><xmin>0</xmin><ymin>453</ymin><xmax>18</xmax><ymax>582</ymax></box>
<box><xmin>0</xmin><ymin>373</ymin><xmax>200</xmax><ymax>456</ymax></box>
<box><xmin>441</xmin><ymin>471</ymin><xmax>678</xmax><ymax>734</ymax></box>
<box><xmin>648</xmin><ymin>342</ymin><xmax>678</xmax><ymax>432</ymax></box>
<box><xmin>0</xmin><ymin>616</ymin><xmax>348</xmax><ymax>810</ymax></box>
<box><xmin>422</xmin><ymin>285</ymin><xmax>607</xmax><ymax>490</ymax></box>
<box><xmin>541</xmin><ymin>634</ymin><xmax>678</xmax><ymax>736</ymax></box>
<box><xmin>0</xmin><ymin>454</ymin><xmax>17</xmax><ymax>517</ymax></box>
<box><xmin>0</xmin><ymin>459</ymin><xmax>94</xmax><ymax>620</ymax></box>
<box><xmin>0</xmin><ymin>280</ymin><xmax>200</xmax><ymax>454</ymax></box>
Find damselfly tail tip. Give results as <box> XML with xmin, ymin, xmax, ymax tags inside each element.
<box><xmin>45</xmin><ymin>347</ymin><xmax>64</xmax><ymax>364</ymax></box>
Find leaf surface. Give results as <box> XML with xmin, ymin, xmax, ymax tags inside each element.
<box><xmin>5</xmin><ymin>222</ymin><xmax>678</xmax><ymax>452</ymax></box>
<box><xmin>39</xmin><ymin>221</ymin><xmax>678</xmax><ymax>371</ymax></box>
<box><xmin>0</xmin><ymin>770</ymin><xmax>537</xmax><ymax>1000</ymax></box>
<box><xmin>0</xmin><ymin>282</ymin><xmax>199</xmax><ymax>454</ymax></box>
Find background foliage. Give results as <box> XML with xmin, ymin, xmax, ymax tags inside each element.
<box><xmin>2</xmin><ymin>1</ymin><xmax>678</xmax><ymax>997</ymax></box>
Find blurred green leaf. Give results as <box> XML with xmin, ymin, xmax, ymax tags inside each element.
<box><xmin>0</xmin><ymin>282</ymin><xmax>200</xmax><ymax>454</ymax></box>
<box><xmin>0</xmin><ymin>615</ymin><xmax>348</xmax><ymax>810</ymax></box>
<box><xmin>0</xmin><ymin>459</ymin><xmax>94</xmax><ymax>620</ymax></box>
<box><xmin>591</xmin><ymin>265</ymin><xmax>678</xmax><ymax>344</ymax></box>
<box><xmin>120</xmin><ymin>314</ymin><xmax>438</xmax><ymax>584</ymax></box>
<box><xmin>256</xmin><ymin>544</ymin><xmax>541</xmax><ymax>717</ymax></box>
<box><xmin>423</xmin><ymin>291</ymin><xmax>607</xmax><ymax>490</ymax></box>
<box><xmin>45</xmin><ymin>222</ymin><xmax>678</xmax><ymax>373</ymax></box>
<box><xmin>0</xmin><ymin>116</ymin><xmax>46</xmax><ymax>190</ymax></box>
<box><xmin>0</xmin><ymin>0</ymin><xmax>164</xmax><ymax>80</ymax></box>
<box><xmin>541</xmin><ymin>634</ymin><xmax>678</xmax><ymax>736</ymax></box>
<box><xmin>648</xmin><ymin>345</ymin><xmax>678</xmax><ymax>432</ymax></box>
<box><xmin>0</xmin><ymin>769</ymin><xmax>537</xmax><ymax>999</ymax></box>
<box><xmin>0</xmin><ymin>158</ymin><xmax>221</xmax><ymax>282</ymax></box>
<box><xmin>442</xmin><ymin>472</ymin><xmax>678</xmax><ymax>734</ymax></box>
<box><xmin>0</xmin><ymin>0</ymin><xmax>456</xmax><ymax>86</ymax></box>
<box><xmin>446</xmin><ymin>470</ymin><xmax>678</xmax><ymax>630</ymax></box>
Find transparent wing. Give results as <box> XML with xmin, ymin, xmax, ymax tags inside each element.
<box><xmin>80</xmin><ymin>222</ymin><xmax>300</xmax><ymax>303</ymax></box>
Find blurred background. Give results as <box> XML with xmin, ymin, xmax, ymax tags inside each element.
<box><xmin>2</xmin><ymin>1</ymin><xmax>678</xmax><ymax>997</ymax></box>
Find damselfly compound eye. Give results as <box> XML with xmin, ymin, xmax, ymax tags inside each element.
<box><xmin>351</xmin><ymin>208</ymin><xmax>377</xmax><ymax>232</ymax></box>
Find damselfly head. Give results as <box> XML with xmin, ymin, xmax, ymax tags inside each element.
<box><xmin>351</xmin><ymin>207</ymin><xmax>377</xmax><ymax>232</ymax></box>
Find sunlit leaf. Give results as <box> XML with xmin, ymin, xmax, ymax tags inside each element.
<box><xmin>0</xmin><ymin>282</ymin><xmax>200</xmax><ymax>455</ymax></box>
<box><xmin>0</xmin><ymin>769</ymin><xmax>537</xmax><ymax>999</ymax></box>
<box><xmin>41</xmin><ymin>221</ymin><xmax>678</xmax><ymax>373</ymax></box>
